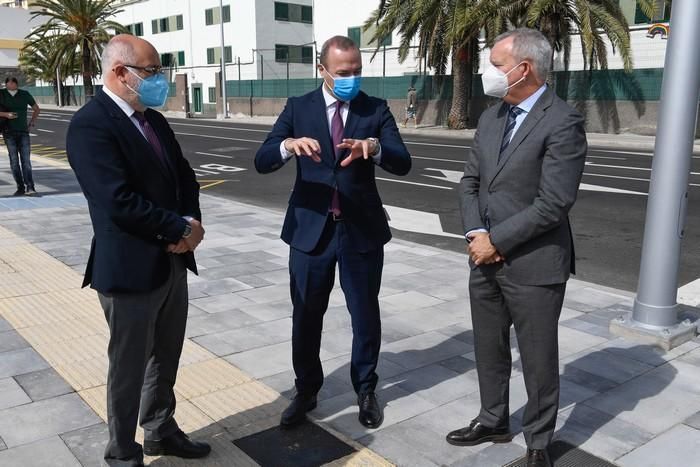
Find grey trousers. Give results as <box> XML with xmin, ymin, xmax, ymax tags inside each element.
<box><xmin>469</xmin><ymin>265</ymin><xmax>566</xmax><ymax>449</ymax></box>
<box><xmin>98</xmin><ymin>255</ymin><xmax>188</xmax><ymax>466</ymax></box>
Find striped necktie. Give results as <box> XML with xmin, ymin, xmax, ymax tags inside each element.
<box><xmin>499</xmin><ymin>106</ymin><xmax>524</xmax><ymax>159</ymax></box>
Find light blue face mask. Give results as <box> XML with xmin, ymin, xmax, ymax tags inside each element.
<box><xmin>126</xmin><ymin>67</ymin><xmax>169</xmax><ymax>108</ymax></box>
<box><xmin>324</xmin><ymin>70</ymin><xmax>362</xmax><ymax>102</ymax></box>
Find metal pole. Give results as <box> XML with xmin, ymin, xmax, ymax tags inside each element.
<box><xmin>56</xmin><ymin>66</ymin><xmax>62</xmax><ymax>107</ymax></box>
<box><xmin>286</xmin><ymin>55</ymin><xmax>290</xmax><ymax>97</ymax></box>
<box><xmin>219</xmin><ymin>0</ymin><xmax>228</xmax><ymax>118</ymax></box>
<box><xmin>260</xmin><ymin>54</ymin><xmax>264</xmax><ymax>81</ymax></box>
<box><xmin>237</xmin><ymin>56</ymin><xmax>241</xmax><ymax>97</ymax></box>
<box><xmin>633</xmin><ymin>0</ymin><xmax>700</xmax><ymax>328</ymax></box>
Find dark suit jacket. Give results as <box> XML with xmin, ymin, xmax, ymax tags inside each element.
<box><xmin>66</xmin><ymin>89</ymin><xmax>201</xmax><ymax>293</ymax></box>
<box><xmin>255</xmin><ymin>88</ymin><xmax>411</xmax><ymax>253</ymax></box>
<box><xmin>459</xmin><ymin>87</ymin><xmax>587</xmax><ymax>285</ymax></box>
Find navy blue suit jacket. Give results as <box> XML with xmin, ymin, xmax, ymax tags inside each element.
<box><xmin>255</xmin><ymin>88</ymin><xmax>411</xmax><ymax>253</ymax></box>
<box><xmin>66</xmin><ymin>90</ymin><xmax>200</xmax><ymax>293</ymax></box>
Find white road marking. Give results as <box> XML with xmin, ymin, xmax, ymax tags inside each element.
<box><xmin>384</xmin><ymin>205</ymin><xmax>463</xmax><ymax>238</ymax></box>
<box><xmin>174</xmin><ymin>131</ymin><xmax>262</xmax><ymax>144</ymax></box>
<box><xmin>678</xmin><ymin>277</ymin><xmax>700</xmax><ymax>307</ymax></box>
<box><xmin>195</xmin><ymin>151</ymin><xmax>234</xmax><ymax>159</ymax></box>
<box><xmin>411</xmin><ymin>155</ymin><xmax>465</xmax><ymax>163</ymax></box>
<box><xmin>405</xmin><ymin>141</ymin><xmax>469</xmax><ymax>149</ymax></box>
<box><xmin>587</xmin><ymin>161</ymin><xmax>700</xmax><ymax>175</ymax></box>
<box><xmin>171</xmin><ymin>122</ymin><xmax>270</xmax><ymax>133</ymax></box>
<box><xmin>579</xmin><ymin>183</ymin><xmax>646</xmax><ymax>196</ymax></box>
<box><xmin>376</xmin><ymin>177</ymin><xmax>453</xmax><ymax>190</ymax></box>
<box><xmin>422</xmin><ymin>168</ymin><xmax>463</xmax><ymax>184</ymax></box>
<box><xmin>35</xmin><ymin>128</ymin><xmax>54</xmax><ymax>133</ymax></box>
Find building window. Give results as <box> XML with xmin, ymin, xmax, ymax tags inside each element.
<box><xmin>160</xmin><ymin>51</ymin><xmax>185</xmax><ymax>67</ymax></box>
<box><xmin>124</xmin><ymin>22</ymin><xmax>143</xmax><ymax>36</ymax></box>
<box><xmin>208</xmin><ymin>87</ymin><xmax>217</xmax><ymax>103</ymax></box>
<box><xmin>634</xmin><ymin>1</ymin><xmax>670</xmax><ymax>24</ymax></box>
<box><xmin>206</xmin><ymin>46</ymin><xmax>233</xmax><ymax>65</ymax></box>
<box><xmin>349</xmin><ymin>24</ymin><xmax>391</xmax><ymax>48</ymax></box>
<box><xmin>205</xmin><ymin>5</ymin><xmax>231</xmax><ymax>25</ymax></box>
<box><xmin>274</xmin><ymin>2</ymin><xmax>312</xmax><ymax>24</ymax></box>
<box><xmin>152</xmin><ymin>14</ymin><xmax>184</xmax><ymax>34</ymax></box>
<box><xmin>275</xmin><ymin>44</ymin><xmax>313</xmax><ymax>64</ymax></box>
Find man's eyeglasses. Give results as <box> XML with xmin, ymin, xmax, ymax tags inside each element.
<box><xmin>124</xmin><ymin>65</ymin><xmax>164</xmax><ymax>75</ymax></box>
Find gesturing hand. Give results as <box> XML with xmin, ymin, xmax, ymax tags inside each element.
<box><xmin>284</xmin><ymin>137</ymin><xmax>322</xmax><ymax>162</ymax></box>
<box><xmin>337</xmin><ymin>138</ymin><xmax>378</xmax><ymax>167</ymax></box>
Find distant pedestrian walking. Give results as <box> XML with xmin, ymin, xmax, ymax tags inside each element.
<box><xmin>402</xmin><ymin>85</ymin><xmax>418</xmax><ymax>128</ymax></box>
<box><xmin>0</xmin><ymin>77</ymin><xmax>40</xmax><ymax>196</ymax></box>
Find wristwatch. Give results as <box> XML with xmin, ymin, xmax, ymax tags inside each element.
<box><xmin>367</xmin><ymin>137</ymin><xmax>380</xmax><ymax>156</ymax></box>
<box><xmin>182</xmin><ymin>223</ymin><xmax>192</xmax><ymax>239</ymax></box>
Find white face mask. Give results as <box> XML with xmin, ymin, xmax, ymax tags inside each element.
<box><xmin>481</xmin><ymin>62</ymin><xmax>525</xmax><ymax>98</ymax></box>
<box><xmin>7</xmin><ymin>89</ymin><xmax>18</xmax><ymax>96</ymax></box>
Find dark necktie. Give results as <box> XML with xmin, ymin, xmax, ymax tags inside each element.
<box><xmin>330</xmin><ymin>101</ymin><xmax>344</xmax><ymax>215</ymax></box>
<box><xmin>499</xmin><ymin>106</ymin><xmax>524</xmax><ymax>159</ymax></box>
<box><xmin>133</xmin><ymin>111</ymin><xmax>166</xmax><ymax>165</ymax></box>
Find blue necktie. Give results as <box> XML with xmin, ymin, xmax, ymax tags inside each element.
<box><xmin>499</xmin><ymin>106</ymin><xmax>524</xmax><ymax>159</ymax></box>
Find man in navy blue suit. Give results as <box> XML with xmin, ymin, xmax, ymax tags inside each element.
<box><xmin>255</xmin><ymin>35</ymin><xmax>411</xmax><ymax>429</ymax></box>
<box><xmin>67</xmin><ymin>35</ymin><xmax>210</xmax><ymax>466</ymax></box>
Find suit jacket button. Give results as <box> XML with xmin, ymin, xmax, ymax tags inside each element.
<box><xmin>156</xmin><ymin>234</ymin><xmax>163</xmax><ymax>240</ymax></box>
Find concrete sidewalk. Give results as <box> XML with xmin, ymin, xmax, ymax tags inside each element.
<box><xmin>38</xmin><ymin>103</ymin><xmax>700</xmax><ymax>153</ymax></box>
<box><xmin>0</xmin><ymin>152</ymin><xmax>699</xmax><ymax>467</ymax></box>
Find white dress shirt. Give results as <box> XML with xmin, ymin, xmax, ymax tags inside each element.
<box><xmin>102</xmin><ymin>85</ymin><xmax>147</xmax><ymax>139</ymax></box>
<box><xmin>279</xmin><ymin>84</ymin><xmax>381</xmax><ymax>162</ymax></box>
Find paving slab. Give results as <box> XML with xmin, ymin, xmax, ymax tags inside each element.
<box><xmin>13</xmin><ymin>367</ymin><xmax>74</xmax><ymax>402</ymax></box>
<box><xmin>0</xmin><ymin>436</ymin><xmax>81</xmax><ymax>467</ymax></box>
<box><xmin>60</xmin><ymin>423</ymin><xmax>109</xmax><ymax>467</ymax></box>
<box><xmin>0</xmin><ymin>377</ymin><xmax>30</xmax><ymax>410</ymax></box>
<box><xmin>616</xmin><ymin>424</ymin><xmax>700</xmax><ymax>467</ymax></box>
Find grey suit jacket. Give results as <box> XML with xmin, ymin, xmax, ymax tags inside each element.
<box><xmin>459</xmin><ymin>87</ymin><xmax>587</xmax><ymax>286</ymax></box>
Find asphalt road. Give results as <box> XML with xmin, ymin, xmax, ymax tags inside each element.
<box><xmin>27</xmin><ymin>108</ymin><xmax>700</xmax><ymax>292</ymax></box>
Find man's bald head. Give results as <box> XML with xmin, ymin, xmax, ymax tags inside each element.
<box><xmin>101</xmin><ymin>34</ymin><xmax>162</xmax><ymax>111</ymax></box>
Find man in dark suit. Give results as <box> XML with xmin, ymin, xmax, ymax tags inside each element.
<box><xmin>446</xmin><ymin>29</ymin><xmax>587</xmax><ymax>467</ymax></box>
<box><xmin>66</xmin><ymin>35</ymin><xmax>210</xmax><ymax>467</ymax></box>
<box><xmin>255</xmin><ymin>36</ymin><xmax>411</xmax><ymax>429</ymax></box>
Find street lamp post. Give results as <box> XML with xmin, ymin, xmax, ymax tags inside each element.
<box><xmin>611</xmin><ymin>0</ymin><xmax>700</xmax><ymax>349</ymax></box>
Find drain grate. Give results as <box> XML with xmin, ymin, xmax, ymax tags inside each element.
<box><xmin>503</xmin><ymin>440</ymin><xmax>618</xmax><ymax>467</ymax></box>
<box><xmin>233</xmin><ymin>422</ymin><xmax>356</xmax><ymax>467</ymax></box>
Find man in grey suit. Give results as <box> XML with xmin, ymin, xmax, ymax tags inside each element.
<box><xmin>446</xmin><ymin>28</ymin><xmax>587</xmax><ymax>467</ymax></box>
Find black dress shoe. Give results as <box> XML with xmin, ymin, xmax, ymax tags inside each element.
<box><xmin>280</xmin><ymin>393</ymin><xmax>317</xmax><ymax>428</ymax></box>
<box><xmin>445</xmin><ymin>419</ymin><xmax>513</xmax><ymax>446</ymax></box>
<box><xmin>358</xmin><ymin>392</ymin><xmax>383</xmax><ymax>428</ymax></box>
<box><xmin>143</xmin><ymin>429</ymin><xmax>211</xmax><ymax>458</ymax></box>
<box><xmin>527</xmin><ymin>448</ymin><xmax>552</xmax><ymax>467</ymax></box>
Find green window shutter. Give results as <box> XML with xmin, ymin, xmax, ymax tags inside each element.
<box><xmin>222</xmin><ymin>5</ymin><xmax>231</xmax><ymax>23</ymax></box>
<box><xmin>159</xmin><ymin>18</ymin><xmax>168</xmax><ymax>32</ymax></box>
<box><xmin>178</xmin><ymin>51</ymin><xmax>185</xmax><ymax>66</ymax></box>
<box><xmin>205</xmin><ymin>8</ymin><xmax>213</xmax><ymax>25</ymax></box>
<box><xmin>160</xmin><ymin>53</ymin><xmax>170</xmax><ymax>67</ymax></box>
<box><xmin>634</xmin><ymin>3</ymin><xmax>651</xmax><ymax>24</ymax></box>
<box><xmin>275</xmin><ymin>45</ymin><xmax>288</xmax><ymax>62</ymax></box>
<box><xmin>302</xmin><ymin>46</ymin><xmax>313</xmax><ymax>64</ymax></box>
<box><xmin>301</xmin><ymin>5</ymin><xmax>312</xmax><ymax>23</ymax></box>
<box><xmin>348</xmin><ymin>27</ymin><xmax>361</xmax><ymax>46</ymax></box>
<box><xmin>207</xmin><ymin>48</ymin><xmax>215</xmax><ymax>64</ymax></box>
<box><xmin>224</xmin><ymin>46</ymin><xmax>232</xmax><ymax>63</ymax></box>
<box><xmin>135</xmin><ymin>23</ymin><xmax>143</xmax><ymax>36</ymax></box>
<box><xmin>274</xmin><ymin>2</ymin><xmax>288</xmax><ymax>21</ymax></box>
<box><xmin>176</xmin><ymin>15</ymin><xmax>183</xmax><ymax>30</ymax></box>
<box><xmin>208</xmin><ymin>87</ymin><xmax>216</xmax><ymax>102</ymax></box>
<box><xmin>151</xmin><ymin>19</ymin><xmax>158</xmax><ymax>34</ymax></box>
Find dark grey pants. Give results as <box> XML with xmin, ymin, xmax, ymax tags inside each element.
<box><xmin>469</xmin><ymin>265</ymin><xmax>565</xmax><ymax>449</ymax></box>
<box><xmin>98</xmin><ymin>255</ymin><xmax>188</xmax><ymax>466</ymax></box>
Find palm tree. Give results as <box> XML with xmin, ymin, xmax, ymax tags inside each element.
<box><xmin>366</xmin><ymin>0</ymin><xmax>500</xmax><ymax>129</ymax></box>
<box><xmin>18</xmin><ymin>35</ymin><xmax>79</xmax><ymax>105</ymax></box>
<box><xmin>27</xmin><ymin>0</ymin><xmax>127</xmax><ymax>100</ymax></box>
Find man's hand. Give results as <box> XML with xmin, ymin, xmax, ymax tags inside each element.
<box><xmin>284</xmin><ymin>137</ymin><xmax>322</xmax><ymax>162</ymax></box>
<box><xmin>1</xmin><ymin>112</ymin><xmax>17</xmax><ymax>119</ymax></box>
<box><xmin>467</xmin><ymin>232</ymin><xmax>504</xmax><ymax>265</ymax></box>
<box><xmin>29</xmin><ymin>119</ymin><xmax>36</xmax><ymax>128</ymax></box>
<box><xmin>337</xmin><ymin>138</ymin><xmax>378</xmax><ymax>167</ymax></box>
<box><xmin>167</xmin><ymin>239</ymin><xmax>190</xmax><ymax>254</ymax></box>
<box><xmin>184</xmin><ymin>218</ymin><xmax>205</xmax><ymax>251</ymax></box>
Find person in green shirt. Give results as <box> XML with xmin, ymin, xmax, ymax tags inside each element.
<box><xmin>0</xmin><ymin>77</ymin><xmax>41</xmax><ymax>196</ymax></box>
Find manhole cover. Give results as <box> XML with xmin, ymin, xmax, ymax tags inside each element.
<box><xmin>233</xmin><ymin>422</ymin><xmax>356</xmax><ymax>467</ymax></box>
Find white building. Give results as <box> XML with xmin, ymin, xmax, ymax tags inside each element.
<box><xmin>0</xmin><ymin>5</ymin><xmax>43</xmax><ymax>83</ymax></box>
<box><xmin>112</xmin><ymin>0</ymin><xmax>315</xmax><ymax>111</ymax></box>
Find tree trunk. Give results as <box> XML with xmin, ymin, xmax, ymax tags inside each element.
<box><xmin>447</xmin><ymin>42</ymin><xmax>473</xmax><ymax>129</ymax></box>
<box><xmin>82</xmin><ymin>38</ymin><xmax>93</xmax><ymax>101</ymax></box>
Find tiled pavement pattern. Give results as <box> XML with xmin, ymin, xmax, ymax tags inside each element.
<box><xmin>0</xmin><ymin>152</ymin><xmax>699</xmax><ymax>467</ymax></box>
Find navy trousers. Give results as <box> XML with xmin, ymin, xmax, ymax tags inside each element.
<box><xmin>289</xmin><ymin>216</ymin><xmax>383</xmax><ymax>397</ymax></box>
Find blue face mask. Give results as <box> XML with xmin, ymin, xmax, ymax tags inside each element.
<box><xmin>325</xmin><ymin>70</ymin><xmax>362</xmax><ymax>102</ymax></box>
<box><xmin>126</xmin><ymin>67</ymin><xmax>169</xmax><ymax>108</ymax></box>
